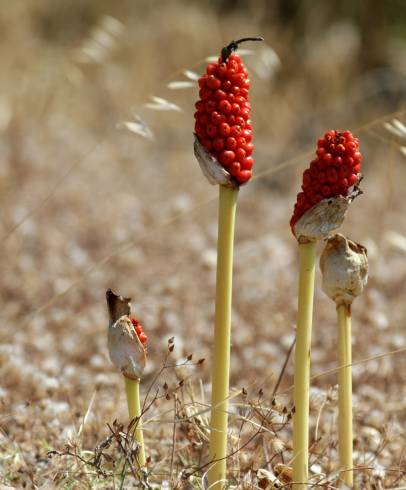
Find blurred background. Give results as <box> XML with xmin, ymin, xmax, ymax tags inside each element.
<box><xmin>1</xmin><ymin>0</ymin><xmax>405</xmax><ymax>487</ymax></box>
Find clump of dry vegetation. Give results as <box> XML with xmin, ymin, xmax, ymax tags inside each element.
<box><xmin>0</xmin><ymin>1</ymin><xmax>406</xmax><ymax>488</ymax></box>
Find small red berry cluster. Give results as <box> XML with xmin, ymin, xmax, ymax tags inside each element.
<box><xmin>194</xmin><ymin>51</ymin><xmax>255</xmax><ymax>185</ymax></box>
<box><xmin>291</xmin><ymin>130</ymin><xmax>362</xmax><ymax>228</ymax></box>
<box><xmin>131</xmin><ymin>317</ymin><xmax>148</xmax><ymax>345</ymax></box>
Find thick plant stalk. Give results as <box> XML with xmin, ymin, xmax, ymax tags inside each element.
<box><xmin>292</xmin><ymin>241</ymin><xmax>316</xmax><ymax>489</ymax></box>
<box><xmin>337</xmin><ymin>304</ymin><xmax>353</xmax><ymax>487</ymax></box>
<box><xmin>124</xmin><ymin>376</ymin><xmax>146</xmax><ymax>468</ymax></box>
<box><xmin>207</xmin><ymin>185</ymin><xmax>238</xmax><ymax>489</ymax></box>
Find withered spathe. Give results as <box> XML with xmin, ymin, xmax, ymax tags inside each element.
<box><xmin>194</xmin><ymin>136</ymin><xmax>239</xmax><ymax>189</ymax></box>
<box><xmin>292</xmin><ymin>187</ymin><xmax>362</xmax><ymax>243</ymax></box>
<box><xmin>320</xmin><ymin>234</ymin><xmax>368</xmax><ymax>307</ymax></box>
<box><xmin>106</xmin><ymin>289</ymin><xmax>146</xmax><ymax>380</ymax></box>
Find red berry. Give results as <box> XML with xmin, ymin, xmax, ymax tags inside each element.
<box><xmin>222</xmin><ymin>79</ymin><xmax>232</xmax><ymax>91</ymax></box>
<box><xmin>206</xmin><ymin>124</ymin><xmax>218</xmax><ymax>138</ymax></box>
<box><xmin>241</xmin><ymin>156</ymin><xmax>254</xmax><ymax>170</ymax></box>
<box><xmin>198</xmin><ymin>76</ymin><xmax>207</xmax><ymax>88</ymax></box>
<box><xmin>229</xmin><ymin>161</ymin><xmax>241</xmax><ymax>176</ymax></box>
<box><xmin>235</xmin><ymin>116</ymin><xmax>245</xmax><ymax>127</ymax></box>
<box><xmin>205</xmin><ymin>100</ymin><xmax>217</xmax><ymax>112</ymax></box>
<box><xmin>219</xmin><ymin>150</ymin><xmax>235</xmax><ymax>166</ymax></box>
<box><xmin>219</xmin><ymin>123</ymin><xmax>231</xmax><ymax>137</ymax></box>
<box><xmin>231</xmin><ymin>103</ymin><xmax>241</xmax><ymax>115</ymax></box>
<box><xmin>214</xmin><ymin>89</ymin><xmax>227</xmax><ymax>101</ymax></box>
<box><xmin>213</xmin><ymin>138</ymin><xmax>225</xmax><ymax>151</ymax></box>
<box><xmin>226</xmin><ymin>137</ymin><xmax>237</xmax><ymax>150</ymax></box>
<box><xmin>240</xmin><ymin>108</ymin><xmax>250</xmax><ymax>120</ymax></box>
<box><xmin>236</xmin><ymin>170</ymin><xmax>252</xmax><ymax>183</ymax></box>
<box><xmin>321</xmin><ymin>185</ymin><xmax>331</xmax><ymax>197</ymax></box>
<box><xmin>242</xmin><ymin>129</ymin><xmax>252</xmax><ymax>141</ymax></box>
<box><xmin>235</xmin><ymin>148</ymin><xmax>246</xmax><ymax>161</ymax></box>
<box><xmin>206</xmin><ymin>75</ymin><xmax>221</xmax><ymax>90</ymax></box>
<box><xmin>216</xmin><ymin>64</ymin><xmax>228</xmax><ymax>78</ymax></box>
<box><xmin>195</xmin><ymin>101</ymin><xmax>205</xmax><ymax>112</ymax></box>
<box><xmin>231</xmin><ymin>73</ymin><xmax>245</xmax><ymax>86</ymax></box>
<box><xmin>198</xmin><ymin>113</ymin><xmax>209</xmax><ymax>125</ymax></box>
<box><xmin>353</xmin><ymin>151</ymin><xmax>362</xmax><ymax>163</ymax></box>
<box><xmin>324</xmin><ymin>153</ymin><xmax>333</xmax><ymax>164</ymax></box>
<box><xmin>211</xmin><ymin>111</ymin><xmax>224</xmax><ymax>125</ymax></box>
<box><xmin>206</xmin><ymin>64</ymin><xmax>217</xmax><ymax>75</ymax></box>
<box><xmin>317</xmin><ymin>147</ymin><xmax>326</xmax><ymax>158</ymax></box>
<box><xmin>318</xmin><ymin>172</ymin><xmax>327</xmax><ymax>184</ymax></box>
<box><xmin>218</xmin><ymin>99</ymin><xmax>232</xmax><ymax>114</ymax></box>
<box><xmin>199</xmin><ymin>88</ymin><xmax>213</xmax><ymax>100</ymax></box>
<box><xmin>327</xmin><ymin>168</ymin><xmax>338</xmax><ymax>183</ymax></box>
<box><xmin>244</xmin><ymin>142</ymin><xmax>254</xmax><ymax>155</ymax></box>
<box><xmin>236</xmin><ymin>136</ymin><xmax>246</xmax><ymax>147</ymax></box>
<box><xmin>230</xmin><ymin>125</ymin><xmax>242</xmax><ymax>137</ymax></box>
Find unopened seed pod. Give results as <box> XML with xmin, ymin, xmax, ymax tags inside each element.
<box><xmin>320</xmin><ymin>234</ymin><xmax>368</xmax><ymax>306</ymax></box>
<box><xmin>106</xmin><ymin>289</ymin><xmax>147</xmax><ymax>380</ymax></box>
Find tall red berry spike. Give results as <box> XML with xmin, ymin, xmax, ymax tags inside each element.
<box><xmin>290</xmin><ymin>130</ymin><xmax>363</xmax><ymax>240</ymax></box>
<box><xmin>194</xmin><ymin>37</ymin><xmax>263</xmax><ymax>186</ymax></box>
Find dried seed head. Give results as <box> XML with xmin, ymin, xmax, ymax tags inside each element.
<box><xmin>106</xmin><ymin>289</ymin><xmax>147</xmax><ymax>380</ymax></box>
<box><xmin>320</xmin><ymin>234</ymin><xmax>368</xmax><ymax>306</ymax></box>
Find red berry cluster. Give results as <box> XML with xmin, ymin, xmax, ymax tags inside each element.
<box><xmin>290</xmin><ymin>130</ymin><xmax>362</xmax><ymax>229</ymax></box>
<box><xmin>194</xmin><ymin>53</ymin><xmax>254</xmax><ymax>185</ymax></box>
<box><xmin>131</xmin><ymin>317</ymin><xmax>147</xmax><ymax>345</ymax></box>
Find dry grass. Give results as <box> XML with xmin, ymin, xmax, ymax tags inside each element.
<box><xmin>0</xmin><ymin>1</ymin><xmax>406</xmax><ymax>488</ymax></box>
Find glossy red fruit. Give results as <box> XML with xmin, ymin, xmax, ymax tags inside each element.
<box><xmin>290</xmin><ymin>130</ymin><xmax>362</xmax><ymax>230</ymax></box>
<box><xmin>219</xmin><ymin>150</ymin><xmax>235</xmax><ymax>166</ymax></box>
<box><xmin>194</xmin><ymin>39</ymin><xmax>260</xmax><ymax>185</ymax></box>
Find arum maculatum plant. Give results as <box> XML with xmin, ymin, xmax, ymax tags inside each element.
<box><xmin>193</xmin><ymin>36</ymin><xmax>263</xmax><ymax>489</ymax></box>
<box><xmin>320</xmin><ymin>234</ymin><xmax>368</xmax><ymax>487</ymax></box>
<box><xmin>290</xmin><ymin>130</ymin><xmax>363</xmax><ymax>488</ymax></box>
<box><xmin>106</xmin><ymin>289</ymin><xmax>147</xmax><ymax>469</ymax></box>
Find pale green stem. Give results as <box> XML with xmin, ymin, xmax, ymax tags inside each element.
<box><xmin>207</xmin><ymin>185</ymin><xmax>238</xmax><ymax>490</ymax></box>
<box><xmin>293</xmin><ymin>241</ymin><xmax>316</xmax><ymax>489</ymax></box>
<box><xmin>337</xmin><ymin>304</ymin><xmax>353</xmax><ymax>487</ymax></box>
<box><xmin>124</xmin><ymin>376</ymin><xmax>146</xmax><ymax>468</ymax></box>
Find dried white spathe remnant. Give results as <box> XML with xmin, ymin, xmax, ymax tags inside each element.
<box><xmin>193</xmin><ymin>136</ymin><xmax>238</xmax><ymax>188</ymax></box>
<box><xmin>293</xmin><ymin>196</ymin><xmax>350</xmax><ymax>242</ymax></box>
<box><xmin>320</xmin><ymin>234</ymin><xmax>368</xmax><ymax>306</ymax></box>
<box><xmin>106</xmin><ymin>289</ymin><xmax>146</xmax><ymax>380</ymax></box>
